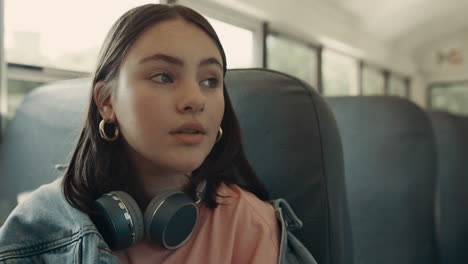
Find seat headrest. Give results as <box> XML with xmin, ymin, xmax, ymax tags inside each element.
<box><xmin>429</xmin><ymin>111</ymin><xmax>468</xmax><ymax>264</ymax></box>
<box><xmin>0</xmin><ymin>78</ymin><xmax>91</xmax><ymax>223</ymax></box>
<box><xmin>226</xmin><ymin>69</ymin><xmax>352</xmax><ymax>264</ymax></box>
<box><xmin>327</xmin><ymin>96</ymin><xmax>438</xmax><ymax>264</ymax></box>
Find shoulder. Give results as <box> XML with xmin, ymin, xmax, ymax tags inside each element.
<box><xmin>213</xmin><ymin>183</ymin><xmax>279</xmax><ymax>245</ymax></box>
<box><xmin>217</xmin><ymin>184</ymin><xmax>276</xmax><ymax>220</ymax></box>
<box><xmin>198</xmin><ymin>184</ymin><xmax>280</xmax><ymax>262</ymax></box>
<box><xmin>0</xmin><ymin>178</ymin><xmax>99</xmax><ymax>260</ymax></box>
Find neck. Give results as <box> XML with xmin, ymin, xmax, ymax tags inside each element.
<box><xmin>138</xmin><ymin>169</ymin><xmax>190</xmax><ymax>199</ymax></box>
<box><xmin>131</xmin><ymin>166</ymin><xmax>191</xmax><ymax>210</ymax></box>
<box><xmin>125</xmin><ymin>147</ymin><xmax>191</xmax><ymax>204</ymax></box>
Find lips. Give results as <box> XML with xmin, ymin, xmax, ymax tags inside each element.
<box><xmin>170</xmin><ymin>121</ymin><xmax>206</xmax><ymax>135</ymax></box>
<box><xmin>170</xmin><ymin>121</ymin><xmax>206</xmax><ymax>145</ymax></box>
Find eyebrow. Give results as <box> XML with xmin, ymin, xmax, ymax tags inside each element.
<box><xmin>199</xmin><ymin>57</ymin><xmax>223</xmax><ymax>70</ymax></box>
<box><xmin>139</xmin><ymin>53</ymin><xmax>223</xmax><ymax>70</ymax></box>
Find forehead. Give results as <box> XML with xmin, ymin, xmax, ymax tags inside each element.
<box><xmin>125</xmin><ymin>18</ymin><xmax>223</xmax><ymax>65</ymax></box>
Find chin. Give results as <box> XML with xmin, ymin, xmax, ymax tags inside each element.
<box><xmin>155</xmin><ymin>149</ymin><xmax>211</xmax><ymax>174</ymax></box>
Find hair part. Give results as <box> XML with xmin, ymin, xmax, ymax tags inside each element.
<box><xmin>62</xmin><ymin>4</ymin><xmax>268</xmax><ymax>215</ymax></box>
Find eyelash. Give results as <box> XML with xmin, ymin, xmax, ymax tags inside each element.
<box><xmin>201</xmin><ymin>78</ymin><xmax>219</xmax><ymax>88</ymax></box>
<box><xmin>151</xmin><ymin>73</ymin><xmax>173</xmax><ymax>83</ymax></box>
<box><xmin>150</xmin><ymin>73</ymin><xmax>220</xmax><ymax>88</ymax></box>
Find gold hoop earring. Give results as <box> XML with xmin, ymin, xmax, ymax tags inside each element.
<box><xmin>216</xmin><ymin>127</ymin><xmax>223</xmax><ymax>143</ymax></box>
<box><xmin>99</xmin><ymin>119</ymin><xmax>119</xmax><ymax>142</ymax></box>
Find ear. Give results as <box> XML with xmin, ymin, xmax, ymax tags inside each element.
<box><xmin>94</xmin><ymin>81</ymin><xmax>116</xmax><ymax>122</ymax></box>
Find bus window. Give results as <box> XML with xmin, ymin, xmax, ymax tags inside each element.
<box><xmin>5</xmin><ymin>0</ymin><xmax>157</xmax><ymax>72</ymax></box>
<box><xmin>3</xmin><ymin>63</ymin><xmax>89</xmax><ymax>127</ymax></box>
<box><xmin>173</xmin><ymin>0</ymin><xmax>262</xmax><ymax>69</ymax></box>
<box><xmin>388</xmin><ymin>76</ymin><xmax>409</xmax><ymax>98</ymax></box>
<box><xmin>361</xmin><ymin>66</ymin><xmax>385</xmax><ymax>95</ymax></box>
<box><xmin>322</xmin><ymin>49</ymin><xmax>359</xmax><ymax>96</ymax></box>
<box><xmin>3</xmin><ymin>0</ymin><xmax>159</xmax><ymax>128</ymax></box>
<box><xmin>6</xmin><ymin>79</ymin><xmax>45</xmax><ymax>121</ymax></box>
<box><xmin>266</xmin><ymin>33</ymin><xmax>319</xmax><ymax>89</ymax></box>
<box><xmin>206</xmin><ymin>17</ymin><xmax>255</xmax><ymax>69</ymax></box>
<box><xmin>430</xmin><ymin>83</ymin><xmax>468</xmax><ymax>116</ymax></box>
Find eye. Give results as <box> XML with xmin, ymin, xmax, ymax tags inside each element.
<box><xmin>201</xmin><ymin>78</ymin><xmax>219</xmax><ymax>88</ymax></box>
<box><xmin>151</xmin><ymin>73</ymin><xmax>173</xmax><ymax>83</ymax></box>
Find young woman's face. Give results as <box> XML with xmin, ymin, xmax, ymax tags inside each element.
<box><xmin>109</xmin><ymin>18</ymin><xmax>225</xmax><ymax>177</ymax></box>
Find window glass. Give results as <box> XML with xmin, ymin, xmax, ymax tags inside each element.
<box><xmin>5</xmin><ymin>79</ymin><xmax>45</xmax><ymax>123</ymax></box>
<box><xmin>206</xmin><ymin>17</ymin><xmax>255</xmax><ymax>69</ymax></box>
<box><xmin>266</xmin><ymin>34</ymin><xmax>318</xmax><ymax>88</ymax></box>
<box><xmin>362</xmin><ymin>66</ymin><xmax>385</xmax><ymax>95</ymax></box>
<box><xmin>389</xmin><ymin>76</ymin><xmax>408</xmax><ymax>98</ymax></box>
<box><xmin>322</xmin><ymin>49</ymin><xmax>358</xmax><ymax>96</ymax></box>
<box><xmin>5</xmin><ymin>0</ymin><xmax>157</xmax><ymax>72</ymax></box>
<box><xmin>430</xmin><ymin>83</ymin><xmax>468</xmax><ymax>116</ymax></box>
<box><xmin>4</xmin><ymin>63</ymin><xmax>90</xmax><ymax>126</ymax></box>
<box><xmin>3</xmin><ymin>0</ymin><xmax>156</xmax><ymax>128</ymax></box>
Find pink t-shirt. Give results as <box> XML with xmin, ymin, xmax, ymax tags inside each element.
<box><xmin>113</xmin><ymin>183</ymin><xmax>280</xmax><ymax>264</ymax></box>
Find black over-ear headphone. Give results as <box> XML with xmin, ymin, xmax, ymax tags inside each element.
<box><xmin>92</xmin><ymin>180</ymin><xmax>206</xmax><ymax>251</ymax></box>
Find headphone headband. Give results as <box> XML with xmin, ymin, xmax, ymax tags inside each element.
<box><xmin>195</xmin><ymin>180</ymin><xmax>207</xmax><ymax>204</ymax></box>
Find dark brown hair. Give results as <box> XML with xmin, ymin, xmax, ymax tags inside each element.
<box><xmin>62</xmin><ymin>4</ymin><xmax>268</xmax><ymax>214</ymax></box>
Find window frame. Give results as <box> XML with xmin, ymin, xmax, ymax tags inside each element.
<box><xmin>1</xmin><ymin>0</ymin><xmax>6</xmax><ymax>133</ymax></box>
<box><xmin>7</xmin><ymin>63</ymin><xmax>89</xmax><ymax>84</ymax></box>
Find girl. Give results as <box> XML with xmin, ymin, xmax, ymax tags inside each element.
<box><xmin>0</xmin><ymin>4</ymin><xmax>280</xmax><ymax>263</ymax></box>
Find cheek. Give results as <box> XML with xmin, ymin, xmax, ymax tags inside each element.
<box><xmin>114</xmin><ymin>92</ymin><xmax>139</xmax><ymax>130</ymax></box>
<box><xmin>114</xmin><ymin>86</ymin><xmax>168</xmax><ymax>142</ymax></box>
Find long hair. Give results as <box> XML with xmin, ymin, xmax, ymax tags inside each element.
<box><xmin>62</xmin><ymin>4</ymin><xmax>269</xmax><ymax>214</ymax></box>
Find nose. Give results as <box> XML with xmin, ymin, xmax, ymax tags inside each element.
<box><xmin>176</xmin><ymin>80</ymin><xmax>205</xmax><ymax>114</ymax></box>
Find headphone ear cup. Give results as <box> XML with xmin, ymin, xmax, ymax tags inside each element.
<box><xmin>144</xmin><ymin>190</ymin><xmax>199</xmax><ymax>249</ymax></box>
<box><xmin>93</xmin><ymin>191</ymin><xmax>144</xmax><ymax>250</ymax></box>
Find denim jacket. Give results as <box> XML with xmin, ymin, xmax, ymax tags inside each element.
<box><xmin>0</xmin><ymin>179</ymin><xmax>316</xmax><ymax>264</ymax></box>
<box><xmin>0</xmin><ymin>179</ymin><xmax>121</xmax><ymax>263</ymax></box>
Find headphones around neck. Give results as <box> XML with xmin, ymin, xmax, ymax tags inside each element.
<box><xmin>92</xmin><ymin>180</ymin><xmax>206</xmax><ymax>251</ymax></box>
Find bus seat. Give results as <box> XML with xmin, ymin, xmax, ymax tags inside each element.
<box><xmin>429</xmin><ymin>111</ymin><xmax>468</xmax><ymax>264</ymax></box>
<box><xmin>226</xmin><ymin>69</ymin><xmax>353</xmax><ymax>264</ymax></box>
<box><xmin>326</xmin><ymin>96</ymin><xmax>438</xmax><ymax>264</ymax></box>
<box><xmin>0</xmin><ymin>78</ymin><xmax>91</xmax><ymax>223</ymax></box>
